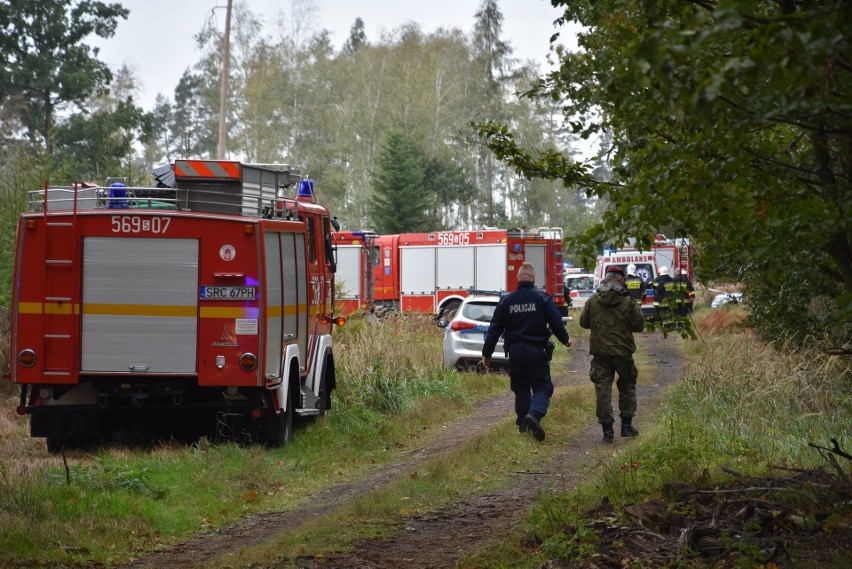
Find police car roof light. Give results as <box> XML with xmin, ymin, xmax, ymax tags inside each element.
<box><xmin>467</xmin><ymin>288</ymin><xmax>508</xmax><ymax>297</ymax></box>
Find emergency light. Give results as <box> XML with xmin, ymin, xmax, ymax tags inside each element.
<box><xmin>107</xmin><ymin>182</ymin><xmax>129</xmax><ymax>209</ymax></box>
<box><xmin>297</xmin><ymin>179</ymin><xmax>315</xmax><ymax>202</ymax></box>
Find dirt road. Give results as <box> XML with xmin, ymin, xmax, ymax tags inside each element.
<box><xmin>126</xmin><ymin>333</ymin><xmax>683</xmax><ymax>569</ymax></box>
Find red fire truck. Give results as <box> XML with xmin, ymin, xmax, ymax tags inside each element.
<box><xmin>371</xmin><ymin>228</ymin><xmax>567</xmax><ymax>318</ymax></box>
<box><xmin>9</xmin><ymin>160</ymin><xmax>344</xmax><ymax>450</ymax></box>
<box><xmin>594</xmin><ymin>235</ymin><xmax>693</xmax><ymax>318</ymax></box>
<box><xmin>331</xmin><ymin>230</ymin><xmax>377</xmax><ymax>314</ymax></box>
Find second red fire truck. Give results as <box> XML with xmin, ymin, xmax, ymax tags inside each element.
<box><xmin>333</xmin><ymin>228</ymin><xmax>567</xmax><ymax>318</ymax></box>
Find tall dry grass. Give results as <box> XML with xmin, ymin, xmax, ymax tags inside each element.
<box><xmin>670</xmin><ymin>310</ymin><xmax>851</xmax><ymax>468</ymax></box>
<box><xmin>333</xmin><ymin>312</ymin><xmax>459</xmax><ymax>414</ymax></box>
<box><xmin>0</xmin><ymin>307</ymin><xmax>44</xmax><ymax>463</ymax></box>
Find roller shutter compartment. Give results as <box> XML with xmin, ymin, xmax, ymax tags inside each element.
<box><xmin>81</xmin><ymin>237</ymin><xmax>199</xmax><ymax>373</ymax></box>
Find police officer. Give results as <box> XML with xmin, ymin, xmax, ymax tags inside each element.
<box><xmin>673</xmin><ymin>268</ymin><xmax>694</xmax><ymax>316</ymax></box>
<box><xmin>624</xmin><ymin>263</ymin><xmax>647</xmax><ymax>303</ymax></box>
<box><xmin>650</xmin><ymin>266</ymin><xmax>675</xmax><ymax>326</ymax></box>
<box><xmin>579</xmin><ymin>266</ymin><xmax>646</xmax><ymax>443</ymax></box>
<box><xmin>481</xmin><ymin>262</ymin><xmax>570</xmax><ymax>441</ymax></box>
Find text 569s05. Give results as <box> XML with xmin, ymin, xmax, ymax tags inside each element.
<box><xmin>436</xmin><ymin>232</ymin><xmax>470</xmax><ymax>246</ymax></box>
<box><xmin>111</xmin><ymin>216</ymin><xmax>172</xmax><ymax>234</ymax></box>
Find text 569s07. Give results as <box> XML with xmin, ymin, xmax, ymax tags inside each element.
<box><xmin>111</xmin><ymin>216</ymin><xmax>171</xmax><ymax>234</ymax></box>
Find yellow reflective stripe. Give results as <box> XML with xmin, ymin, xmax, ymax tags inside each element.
<box><xmin>18</xmin><ymin>302</ymin><xmax>44</xmax><ymax>314</ymax></box>
<box><xmin>45</xmin><ymin>303</ymin><xmax>75</xmax><ymax>315</ymax></box>
<box><xmin>282</xmin><ymin>304</ymin><xmax>303</xmax><ymax>317</ymax></box>
<box><xmin>199</xmin><ymin>307</ymin><xmax>259</xmax><ymax>319</ymax></box>
<box><xmin>24</xmin><ymin>302</ymin><xmax>276</xmax><ymax>319</ymax></box>
<box><xmin>19</xmin><ymin>302</ymin><xmax>80</xmax><ymax>315</ymax></box>
<box><xmin>84</xmin><ymin>304</ymin><xmax>197</xmax><ymax>317</ymax></box>
<box><xmin>267</xmin><ymin>305</ymin><xmax>283</xmax><ymax>318</ymax></box>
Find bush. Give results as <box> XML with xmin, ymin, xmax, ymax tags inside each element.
<box><xmin>742</xmin><ymin>249</ymin><xmax>849</xmax><ymax>351</ymax></box>
<box><xmin>0</xmin><ymin>308</ymin><xmax>11</xmax><ymax>399</ymax></box>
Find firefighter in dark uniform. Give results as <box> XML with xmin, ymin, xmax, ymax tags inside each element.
<box><xmin>579</xmin><ymin>266</ymin><xmax>646</xmax><ymax>444</ymax></box>
<box><xmin>673</xmin><ymin>268</ymin><xmax>694</xmax><ymax>316</ymax></box>
<box><xmin>650</xmin><ymin>265</ymin><xmax>675</xmax><ymax>326</ymax></box>
<box><xmin>624</xmin><ymin>263</ymin><xmax>647</xmax><ymax>303</ymax></box>
<box><xmin>481</xmin><ymin>262</ymin><xmax>570</xmax><ymax>441</ymax></box>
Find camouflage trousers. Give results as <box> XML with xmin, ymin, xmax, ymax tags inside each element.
<box><xmin>589</xmin><ymin>354</ymin><xmax>638</xmax><ymax>425</ymax></box>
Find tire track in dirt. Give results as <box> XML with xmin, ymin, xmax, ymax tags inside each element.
<box><xmin>125</xmin><ymin>333</ymin><xmax>683</xmax><ymax>569</ymax></box>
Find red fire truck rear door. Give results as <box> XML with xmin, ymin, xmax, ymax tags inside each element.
<box><xmin>80</xmin><ymin>237</ymin><xmax>199</xmax><ymax>373</ymax></box>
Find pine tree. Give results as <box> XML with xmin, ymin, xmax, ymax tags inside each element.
<box><xmin>369</xmin><ymin>131</ymin><xmax>435</xmax><ymax>233</ymax></box>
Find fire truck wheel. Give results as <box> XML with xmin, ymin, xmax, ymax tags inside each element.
<box><xmin>264</xmin><ymin>383</ymin><xmax>295</xmax><ymax>447</ymax></box>
<box><xmin>439</xmin><ymin>300</ymin><xmax>461</xmax><ymax>323</ymax></box>
<box><xmin>279</xmin><ymin>393</ymin><xmax>295</xmax><ymax>445</ymax></box>
<box><xmin>316</xmin><ymin>374</ymin><xmax>327</xmax><ymax>418</ymax></box>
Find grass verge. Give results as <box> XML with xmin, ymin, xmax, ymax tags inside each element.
<box><xmin>0</xmin><ymin>312</ymin><xmax>636</xmax><ymax>567</ymax></box>
<box><xmin>0</xmin><ymin>313</ymin><xmax>504</xmax><ymax>566</ymax></box>
<box><xmin>471</xmin><ymin>306</ymin><xmax>852</xmax><ymax>567</ymax></box>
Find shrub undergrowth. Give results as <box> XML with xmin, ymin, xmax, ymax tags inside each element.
<box><xmin>512</xmin><ymin>306</ymin><xmax>852</xmax><ymax>566</ymax></box>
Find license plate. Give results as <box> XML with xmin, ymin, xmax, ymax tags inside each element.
<box><xmin>200</xmin><ymin>285</ymin><xmax>257</xmax><ymax>301</ymax></box>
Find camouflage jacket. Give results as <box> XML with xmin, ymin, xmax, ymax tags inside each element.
<box><xmin>579</xmin><ymin>284</ymin><xmax>645</xmax><ymax>356</ymax></box>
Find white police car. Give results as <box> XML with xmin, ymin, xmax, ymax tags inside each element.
<box><xmin>564</xmin><ymin>272</ymin><xmax>595</xmax><ymax>309</ymax></box>
<box><xmin>441</xmin><ymin>294</ymin><xmax>507</xmax><ymax>370</ymax></box>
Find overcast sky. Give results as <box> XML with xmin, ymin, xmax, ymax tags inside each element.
<box><xmin>92</xmin><ymin>0</ymin><xmax>572</xmax><ymax>110</ymax></box>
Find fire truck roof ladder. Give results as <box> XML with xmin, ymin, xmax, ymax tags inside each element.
<box><xmin>506</xmin><ymin>227</ymin><xmax>563</xmax><ymax>240</ymax></box>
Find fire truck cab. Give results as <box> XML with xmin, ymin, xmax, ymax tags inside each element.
<box><xmin>9</xmin><ymin>160</ymin><xmax>342</xmax><ymax>450</ymax></box>
<box><xmin>331</xmin><ymin>230</ymin><xmax>377</xmax><ymax>314</ymax></box>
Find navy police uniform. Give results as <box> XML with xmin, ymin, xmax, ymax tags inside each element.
<box><xmin>482</xmin><ymin>281</ymin><xmax>569</xmax><ymax>431</ymax></box>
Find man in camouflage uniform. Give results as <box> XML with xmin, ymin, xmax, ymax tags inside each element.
<box><xmin>579</xmin><ymin>266</ymin><xmax>646</xmax><ymax>444</ymax></box>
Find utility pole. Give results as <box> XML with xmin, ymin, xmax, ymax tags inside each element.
<box><xmin>216</xmin><ymin>0</ymin><xmax>233</xmax><ymax>159</ymax></box>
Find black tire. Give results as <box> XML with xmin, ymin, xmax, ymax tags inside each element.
<box><xmin>316</xmin><ymin>352</ymin><xmax>337</xmax><ymax>418</ymax></box>
<box><xmin>279</xmin><ymin>388</ymin><xmax>295</xmax><ymax>445</ymax></box>
<box><xmin>315</xmin><ymin>382</ymin><xmax>327</xmax><ymax>419</ymax></box>
<box><xmin>264</xmin><ymin>384</ymin><xmax>294</xmax><ymax>447</ymax></box>
<box><xmin>439</xmin><ymin>300</ymin><xmax>461</xmax><ymax>323</ymax></box>
<box><xmin>316</xmin><ymin>371</ymin><xmax>328</xmax><ymax>419</ymax></box>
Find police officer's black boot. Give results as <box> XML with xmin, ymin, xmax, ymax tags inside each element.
<box><xmin>601</xmin><ymin>423</ymin><xmax>614</xmax><ymax>444</ymax></box>
<box><xmin>621</xmin><ymin>417</ymin><xmax>639</xmax><ymax>437</ymax></box>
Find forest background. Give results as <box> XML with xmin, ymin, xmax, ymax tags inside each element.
<box><xmin>0</xmin><ymin>0</ymin><xmax>606</xmax><ymax>246</ymax></box>
<box><xmin>0</xmin><ymin>0</ymin><xmax>850</xmax><ymax>349</ymax></box>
